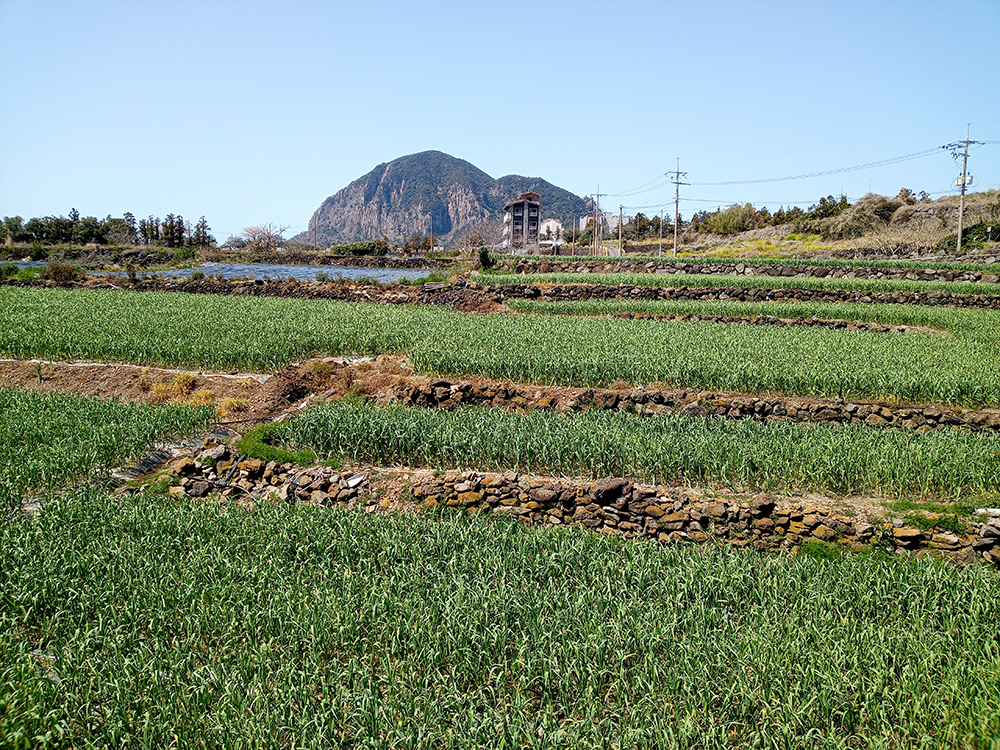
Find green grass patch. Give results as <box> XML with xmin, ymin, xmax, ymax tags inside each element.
<box><xmin>235</xmin><ymin>422</ymin><xmax>317</xmax><ymax>466</ymax></box>
<box><xmin>904</xmin><ymin>514</ymin><xmax>969</xmax><ymax>535</ymax></box>
<box><xmin>798</xmin><ymin>539</ymin><xmax>844</xmax><ymax>561</ymax></box>
<box><xmin>2</xmin><ymin>489</ymin><xmax>998</xmax><ymax>748</ymax></box>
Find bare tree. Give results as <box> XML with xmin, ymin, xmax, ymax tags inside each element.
<box><xmin>454</xmin><ymin>219</ymin><xmax>505</xmax><ymax>258</ymax></box>
<box><xmin>241</xmin><ymin>223</ymin><xmax>288</xmax><ymax>252</ymax></box>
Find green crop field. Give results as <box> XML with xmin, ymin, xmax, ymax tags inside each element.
<box><xmin>474</xmin><ymin>270</ymin><xmax>1000</xmax><ymax>296</ymax></box>
<box><xmin>282</xmin><ymin>400</ymin><xmax>1000</xmax><ymax>498</ymax></box>
<box><xmin>4</xmin><ymin>490</ymin><xmax>999</xmax><ymax>749</ymax></box>
<box><xmin>493</xmin><ymin>252</ymin><xmax>1000</xmax><ymax>275</ymax></box>
<box><xmin>0</xmin><ymin>387</ymin><xmax>211</xmax><ymax>513</ymax></box>
<box><xmin>3</xmin><ymin>278</ymin><xmax>1000</xmax><ymax>748</ymax></box>
<box><xmin>506</xmin><ymin>297</ymin><xmax>981</xmax><ymax>330</ymax></box>
<box><xmin>2</xmin><ymin>287</ymin><xmax>999</xmax><ymax>406</ymax></box>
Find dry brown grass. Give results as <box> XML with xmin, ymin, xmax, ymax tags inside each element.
<box><xmin>219</xmin><ymin>397</ymin><xmax>250</xmax><ymax>416</ymax></box>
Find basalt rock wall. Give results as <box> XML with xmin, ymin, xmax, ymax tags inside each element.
<box><xmin>412</xmin><ymin>471</ymin><xmax>1000</xmax><ymax>567</ymax></box>
<box><xmin>393</xmin><ymin>377</ymin><xmax>1000</xmax><ymax>433</ymax></box>
<box><xmin>496</xmin><ymin>258</ymin><xmax>1000</xmax><ymax>285</ymax></box>
<box><xmin>494</xmin><ymin>282</ymin><xmax>1000</xmax><ymax>309</ymax></box>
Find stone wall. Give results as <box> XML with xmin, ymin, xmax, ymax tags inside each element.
<box><xmin>135</xmin><ymin>443</ymin><xmax>1000</xmax><ymax>568</ymax></box>
<box><xmin>411</xmin><ymin>471</ymin><xmax>1000</xmax><ymax>567</ymax></box>
<box><xmin>393</xmin><ymin>378</ymin><xmax>1000</xmax><ymax>433</ymax></box>
<box><xmin>495</xmin><ymin>258</ymin><xmax>1000</xmax><ymax>285</ymax></box>
<box><xmin>493</xmin><ymin>282</ymin><xmax>1000</xmax><ymax>309</ymax></box>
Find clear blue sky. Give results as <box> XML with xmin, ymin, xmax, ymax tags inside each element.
<box><xmin>2</xmin><ymin>0</ymin><xmax>998</xmax><ymax>241</ymax></box>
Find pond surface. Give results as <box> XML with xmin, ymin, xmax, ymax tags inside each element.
<box><xmin>113</xmin><ymin>262</ymin><xmax>435</xmax><ymax>283</ymax></box>
<box><xmin>2</xmin><ymin>261</ymin><xmax>437</xmax><ymax>283</ymax></box>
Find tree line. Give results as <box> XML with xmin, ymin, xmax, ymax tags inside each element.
<box><xmin>1</xmin><ymin>209</ymin><xmax>215</xmax><ymax>248</ymax></box>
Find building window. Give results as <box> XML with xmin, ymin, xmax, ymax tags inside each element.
<box><xmin>514</xmin><ymin>208</ymin><xmax>523</xmax><ymax>215</ymax></box>
<box><xmin>529</xmin><ymin>222</ymin><xmax>537</xmax><ymax>229</ymax></box>
<box><xmin>529</xmin><ymin>208</ymin><xmax>538</xmax><ymax>216</ymax></box>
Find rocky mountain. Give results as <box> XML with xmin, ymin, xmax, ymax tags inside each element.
<box><xmin>294</xmin><ymin>150</ymin><xmax>589</xmax><ymax>245</ymax></box>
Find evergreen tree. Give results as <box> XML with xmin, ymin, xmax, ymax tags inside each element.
<box><xmin>191</xmin><ymin>216</ymin><xmax>214</xmax><ymax>246</ymax></box>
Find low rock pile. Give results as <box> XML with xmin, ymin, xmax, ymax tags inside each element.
<box><xmin>140</xmin><ymin>443</ymin><xmax>372</xmax><ymax>509</ymax></box>
<box><xmin>412</xmin><ymin>471</ymin><xmax>1000</xmax><ymax>567</ymax></box>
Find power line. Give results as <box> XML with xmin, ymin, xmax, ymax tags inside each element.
<box><xmin>610</xmin><ymin>139</ymin><xmax>997</xmax><ymax>195</ymax></box>
<box><xmin>690</xmin><ymin>147</ymin><xmax>945</xmax><ymax>186</ymax></box>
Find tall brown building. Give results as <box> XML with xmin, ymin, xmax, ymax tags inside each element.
<box><xmin>502</xmin><ymin>191</ymin><xmax>541</xmax><ymax>250</ymax></box>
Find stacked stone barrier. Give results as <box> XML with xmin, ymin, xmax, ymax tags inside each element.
<box><xmin>9</xmin><ymin>275</ymin><xmax>1000</xmax><ymax>310</ymax></box>
<box><xmin>494</xmin><ymin>257</ymin><xmax>1000</xmax><ymax>284</ymax></box>
<box><xmin>491</xmin><ymin>282</ymin><xmax>1000</xmax><ymax>309</ymax></box>
<box><xmin>411</xmin><ymin>470</ymin><xmax>1000</xmax><ymax>567</ymax></box>
<box><xmin>392</xmin><ymin>377</ymin><xmax>1000</xmax><ymax>433</ymax></box>
<box><xmin>127</xmin><ymin>445</ymin><xmax>1000</xmax><ymax>568</ymax></box>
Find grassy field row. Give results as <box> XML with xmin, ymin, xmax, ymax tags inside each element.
<box><xmin>475</xmin><ymin>270</ymin><xmax>1000</xmax><ymax>296</ymax></box>
<box><xmin>0</xmin><ymin>387</ymin><xmax>211</xmax><ymax>513</ymax></box>
<box><xmin>3</xmin><ymin>488</ymin><xmax>998</xmax><ymax>749</ymax></box>
<box><xmin>283</xmin><ymin>400</ymin><xmax>1000</xmax><ymax>499</ymax></box>
<box><xmin>506</xmin><ymin>297</ymin><xmax>981</xmax><ymax>330</ymax></box>
<box><xmin>3</xmin><ymin>287</ymin><xmax>999</xmax><ymax>406</ymax></box>
<box><xmin>493</xmin><ymin>252</ymin><xmax>1000</xmax><ymax>275</ymax></box>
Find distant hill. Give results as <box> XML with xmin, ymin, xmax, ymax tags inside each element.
<box><xmin>294</xmin><ymin>151</ymin><xmax>589</xmax><ymax>245</ymax></box>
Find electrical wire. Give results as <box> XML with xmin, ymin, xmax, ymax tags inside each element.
<box><xmin>605</xmin><ymin>139</ymin><xmax>998</xmax><ymax>209</ymax></box>
<box><xmin>690</xmin><ymin>147</ymin><xmax>945</xmax><ymax>186</ymax></box>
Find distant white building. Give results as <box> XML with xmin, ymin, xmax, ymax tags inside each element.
<box><xmin>539</xmin><ymin>218</ymin><xmax>563</xmax><ymax>240</ymax></box>
<box><xmin>605</xmin><ymin>211</ymin><xmax>632</xmax><ymax>231</ymax></box>
<box><xmin>579</xmin><ymin>214</ymin><xmax>609</xmax><ymax>232</ymax></box>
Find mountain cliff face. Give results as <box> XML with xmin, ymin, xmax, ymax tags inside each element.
<box><xmin>295</xmin><ymin>151</ymin><xmax>589</xmax><ymax>245</ymax></box>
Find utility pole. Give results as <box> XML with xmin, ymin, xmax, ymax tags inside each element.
<box><xmin>942</xmin><ymin>125</ymin><xmax>983</xmax><ymax>256</ymax></box>
<box><xmin>957</xmin><ymin>124</ymin><xmax>971</xmax><ymax>256</ymax></box>
<box><xmin>591</xmin><ymin>188</ymin><xmax>607</xmax><ymax>256</ymax></box>
<box><xmin>658</xmin><ymin>210</ymin><xmax>663</xmax><ymax>256</ymax></box>
<box><xmin>618</xmin><ymin>205</ymin><xmax>623</xmax><ymax>256</ymax></box>
<box><xmin>667</xmin><ymin>159</ymin><xmax>688</xmax><ymax>258</ymax></box>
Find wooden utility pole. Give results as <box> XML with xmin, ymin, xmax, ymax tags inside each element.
<box><xmin>658</xmin><ymin>210</ymin><xmax>663</xmax><ymax>256</ymax></box>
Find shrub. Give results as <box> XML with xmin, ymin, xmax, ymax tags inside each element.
<box><xmin>824</xmin><ymin>193</ymin><xmax>903</xmax><ymax>239</ymax></box>
<box><xmin>701</xmin><ymin>204</ymin><xmax>758</xmax><ymax>235</ymax></box>
<box><xmin>478</xmin><ymin>247</ymin><xmax>493</xmax><ymax>269</ymax></box>
<box><xmin>933</xmin><ymin>222</ymin><xmax>994</xmax><ymax>254</ymax></box>
<box><xmin>41</xmin><ymin>260</ymin><xmax>83</xmax><ymax>284</ymax></box>
<box><xmin>29</xmin><ymin>241</ymin><xmax>48</xmax><ymax>261</ymax></box>
<box><xmin>329</xmin><ymin>239</ymin><xmax>388</xmax><ymax>257</ymax></box>
<box><xmin>174</xmin><ymin>246</ymin><xmax>196</xmax><ymax>262</ymax></box>
<box><xmin>189</xmin><ymin>270</ymin><xmax>205</xmax><ymax>281</ymax></box>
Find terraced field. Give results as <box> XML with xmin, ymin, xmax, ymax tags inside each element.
<box><xmin>2</xmin><ymin>270</ymin><xmax>999</xmax><ymax>748</ymax></box>
<box><xmin>3</xmin><ymin>286</ymin><xmax>1000</xmax><ymax>406</ymax></box>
